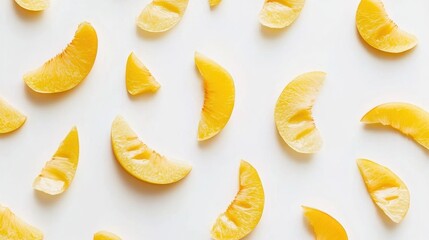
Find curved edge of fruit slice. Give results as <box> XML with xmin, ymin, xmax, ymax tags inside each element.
<box><xmin>94</xmin><ymin>231</ymin><xmax>122</xmax><ymax>240</ymax></box>
<box><xmin>14</xmin><ymin>0</ymin><xmax>49</xmax><ymax>11</ymax></box>
<box><xmin>195</xmin><ymin>52</ymin><xmax>235</xmax><ymax>141</ymax></box>
<box><xmin>0</xmin><ymin>97</ymin><xmax>27</xmax><ymax>134</ymax></box>
<box><xmin>111</xmin><ymin>116</ymin><xmax>192</xmax><ymax>184</ymax></box>
<box><xmin>33</xmin><ymin>127</ymin><xmax>79</xmax><ymax>195</ymax></box>
<box><xmin>356</xmin><ymin>0</ymin><xmax>417</xmax><ymax>53</ymax></box>
<box><xmin>211</xmin><ymin>160</ymin><xmax>265</xmax><ymax>240</ymax></box>
<box><xmin>209</xmin><ymin>0</ymin><xmax>222</xmax><ymax>7</ymax></box>
<box><xmin>357</xmin><ymin>159</ymin><xmax>410</xmax><ymax>223</ymax></box>
<box><xmin>24</xmin><ymin>22</ymin><xmax>98</xmax><ymax>93</ymax></box>
<box><xmin>274</xmin><ymin>71</ymin><xmax>325</xmax><ymax>154</ymax></box>
<box><xmin>126</xmin><ymin>52</ymin><xmax>160</xmax><ymax>95</ymax></box>
<box><xmin>0</xmin><ymin>205</ymin><xmax>43</xmax><ymax>239</ymax></box>
<box><xmin>302</xmin><ymin>206</ymin><xmax>348</xmax><ymax>239</ymax></box>
<box><xmin>259</xmin><ymin>0</ymin><xmax>305</xmax><ymax>29</ymax></box>
<box><xmin>136</xmin><ymin>0</ymin><xmax>189</xmax><ymax>33</ymax></box>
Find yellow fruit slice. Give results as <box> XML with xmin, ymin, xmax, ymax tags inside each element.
<box><xmin>361</xmin><ymin>102</ymin><xmax>429</xmax><ymax>150</ymax></box>
<box><xmin>24</xmin><ymin>22</ymin><xmax>98</xmax><ymax>93</ymax></box>
<box><xmin>274</xmin><ymin>71</ymin><xmax>325</xmax><ymax>154</ymax></box>
<box><xmin>0</xmin><ymin>205</ymin><xmax>43</xmax><ymax>240</ymax></box>
<box><xmin>195</xmin><ymin>52</ymin><xmax>235</xmax><ymax>141</ymax></box>
<box><xmin>0</xmin><ymin>98</ymin><xmax>26</xmax><ymax>134</ymax></box>
<box><xmin>33</xmin><ymin>127</ymin><xmax>79</xmax><ymax>195</ymax></box>
<box><xmin>111</xmin><ymin>116</ymin><xmax>192</xmax><ymax>184</ymax></box>
<box><xmin>302</xmin><ymin>206</ymin><xmax>348</xmax><ymax>240</ymax></box>
<box><xmin>137</xmin><ymin>0</ymin><xmax>189</xmax><ymax>32</ymax></box>
<box><xmin>259</xmin><ymin>0</ymin><xmax>305</xmax><ymax>29</ymax></box>
<box><xmin>94</xmin><ymin>231</ymin><xmax>121</xmax><ymax>240</ymax></box>
<box><xmin>126</xmin><ymin>52</ymin><xmax>160</xmax><ymax>95</ymax></box>
<box><xmin>209</xmin><ymin>0</ymin><xmax>222</xmax><ymax>7</ymax></box>
<box><xmin>357</xmin><ymin>159</ymin><xmax>410</xmax><ymax>223</ymax></box>
<box><xmin>211</xmin><ymin>160</ymin><xmax>264</xmax><ymax>240</ymax></box>
<box><xmin>14</xmin><ymin>0</ymin><xmax>48</xmax><ymax>11</ymax></box>
<box><xmin>356</xmin><ymin>0</ymin><xmax>417</xmax><ymax>53</ymax></box>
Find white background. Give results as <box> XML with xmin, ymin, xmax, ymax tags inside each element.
<box><xmin>1</xmin><ymin>0</ymin><xmax>429</xmax><ymax>239</ymax></box>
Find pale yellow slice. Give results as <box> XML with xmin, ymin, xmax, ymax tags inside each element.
<box><xmin>94</xmin><ymin>231</ymin><xmax>121</xmax><ymax>240</ymax></box>
<box><xmin>259</xmin><ymin>0</ymin><xmax>305</xmax><ymax>29</ymax></box>
<box><xmin>0</xmin><ymin>98</ymin><xmax>26</xmax><ymax>134</ymax></box>
<box><xmin>24</xmin><ymin>22</ymin><xmax>98</xmax><ymax>93</ymax></box>
<box><xmin>0</xmin><ymin>205</ymin><xmax>43</xmax><ymax>240</ymax></box>
<box><xmin>211</xmin><ymin>160</ymin><xmax>264</xmax><ymax>240</ymax></box>
<box><xmin>14</xmin><ymin>0</ymin><xmax>49</xmax><ymax>11</ymax></box>
<box><xmin>302</xmin><ymin>206</ymin><xmax>348</xmax><ymax>240</ymax></box>
<box><xmin>33</xmin><ymin>127</ymin><xmax>79</xmax><ymax>195</ymax></box>
<box><xmin>356</xmin><ymin>0</ymin><xmax>417</xmax><ymax>53</ymax></box>
<box><xmin>126</xmin><ymin>52</ymin><xmax>160</xmax><ymax>95</ymax></box>
<box><xmin>210</xmin><ymin>0</ymin><xmax>222</xmax><ymax>7</ymax></box>
<box><xmin>195</xmin><ymin>52</ymin><xmax>235</xmax><ymax>141</ymax></box>
<box><xmin>137</xmin><ymin>0</ymin><xmax>189</xmax><ymax>32</ymax></box>
<box><xmin>274</xmin><ymin>71</ymin><xmax>325</xmax><ymax>153</ymax></box>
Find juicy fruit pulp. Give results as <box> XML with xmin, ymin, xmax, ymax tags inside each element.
<box><xmin>195</xmin><ymin>52</ymin><xmax>235</xmax><ymax>141</ymax></box>
<box><xmin>211</xmin><ymin>161</ymin><xmax>264</xmax><ymax>240</ymax></box>
<box><xmin>0</xmin><ymin>206</ymin><xmax>43</xmax><ymax>240</ymax></box>
<box><xmin>259</xmin><ymin>0</ymin><xmax>305</xmax><ymax>29</ymax></box>
<box><xmin>24</xmin><ymin>22</ymin><xmax>98</xmax><ymax>93</ymax></box>
<box><xmin>126</xmin><ymin>52</ymin><xmax>160</xmax><ymax>95</ymax></box>
<box><xmin>302</xmin><ymin>206</ymin><xmax>348</xmax><ymax>240</ymax></box>
<box><xmin>274</xmin><ymin>71</ymin><xmax>325</xmax><ymax>153</ymax></box>
<box><xmin>137</xmin><ymin>0</ymin><xmax>189</xmax><ymax>32</ymax></box>
<box><xmin>33</xmin><ymin>127</ymin><xmax>79</xmax><ymax>195</ymax></box>
<box><xmin>14</xmin><ymin>0</ymin><xmax>49</xmax><ymax>11</ymax></box>
<box><xmin>357</xmin><ymin>159</ymin><xmax>410</xmax><ymax>223</ymax></box>
<box><xmin>356</xmin><ymin>0</ymin><xmax>417</xmax><ymax>53</ymax></box>
<box><xmin>0</xmin><ymin>98</ymin><xmax>26</xmax><ymax>134</ymax></box>
<box><xmin>111</xmin><ymin>116</ymin><xmax>192</xmax><ymax>184</ymax></box>
<box><xmin>94</xmin><ymin>231</ymin><xmax>121</xmax><ymax>240</ymax></box>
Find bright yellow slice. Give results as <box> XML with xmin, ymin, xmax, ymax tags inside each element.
<box><xmin>111</xmin><ymin>116</ymin><xmax>192</xmax><ymax>184</ymax></box>
<box><xmin>33</xmin><ymin>127</ymin><xmax>79</xmax><ymax>195</ymax></box>
<box><xmin>24</xmin><ymin>22</ymin><xmax>98</xmax><ymax>93</ymax></box>
<box><xmin>211</xmin><ymin>160</ymin><xmax>264</xmax><ymax>240</ymax></box>
<box><xmin>356</xmin><ymin>0</ymin><xmax>417</xmax><ymax>53</ymax></box>
<box><xmin>14</xmin><ymin>0</ymin><xmax>49</xmax><ymax>11</ymax></box>
<box><xmin>361</xmin><ymin>102</ymin><xmax>429</xmax><ymax>150</ymax></box>
<box><xmin>0</xmin><ymin>205</ymin><xmax>43</xmax><ymax>240</ymax></box>
<box><xmin>210</xmin><ymin>0</ymin><xmax>222</xmax><ymax>7</ymax></box>
<box><xmin>126</xmin><ymin>52</ymin><xmax>160</xmax><ymax>95</ymax></box>
<box><xmin>274</xmin><ymin>71</ymin><xmax>325</xmax><ymax>154</ymax></box>
<box><xmin>357</xmin><ymin>159</ymin><xmax>409</xmax><ymax>223</ymax></box>
<box><xmin>137</xmin><ymin>0</ymin><xmax>189</xmax><ymax>32</ymax></box>
<box><xmin>302</xmin><ymin>206</ymin><xmax>348</xmax><ymax>240</ymax></box>
<box><xmin>259</xmin><ymin>0</ymin><xmax>305</xmax><ymax>29</ymax></box>
<box><xmin>0</xmin><ymin>98</ymin><xmax>26</xmax><ymax>134</ymax></box>
<box><xmin>94</xmin><ymin>231</ymin><xmax>121</xmax><ymax>240</ymax></box>
<box><xmin>195</xmin><ymin>52</ymin><xmax>235</xmax><ymax>141</ymax></box>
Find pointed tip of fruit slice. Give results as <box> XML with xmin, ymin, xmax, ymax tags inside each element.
<box><xmin>259</xmin><ymin>0</ymin><xmax>305</xmax><ymax>28</ymax></box>
<box><xmin>0</xmin><ymin>98</ymin><xmax>26</xmax><ymax>134</ymax></box>
<box><xmin>137</xmin><ymin>0</ymin><xmax>189</xmax><ymax>32</ymax></box>
<box><xmin>14</xmin><ymin>0</ymin><xmax>49</xmax><ymax>11</ymax></box>
<box><xmin>302</xmin><ymin>206</ymin><xmax>348</xmax><ymax>239</ymax></box>
<box><xmin>0</xmin><ymin>205</ymin><xmax>44</xmax><ymax>239</ymax></box>
<box><xmin>94</xmin><ymin>231</ymin><xmax>122</xmax><ymax>240</ymax></box>
<box><xmin>126</xmin><ymin>52</ymin><xmax>160</xmax><ymax>95</ymax></box>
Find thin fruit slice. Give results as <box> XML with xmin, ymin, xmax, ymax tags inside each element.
<box><xmin>361</xmin><ymin>102</ymin><xmax>429</xmax><ymax>150</ymax></box>
<box><xmin>137</xmin><ymin>0</ymin><xmax>189</xmax><ymax>32</ymax></box>
<box><xmin>357</xmin><ymin>159</ymin><xmax>409</xmax><ymax>223</ymax></box>
<box><xmin>24</xmin><ymin>22</ymin><xmax>98</xmax><ymax>93</ymax></box>
<box><xmin>302</xmin><ymin>206</ymin><xmax>348</xmax><ymax>240</ymax></box>
<box><xmin>259</xmin><ymin>0</ymin><xmax>305</xmax><ymax>29</ymax></box>
<box><xmin>126</xmin><ymin>52</ymin><xmax>160</xmax><ymax>95</ymax></box>
<box><xmin>14</xmin><ymin>0</ymin><xmax>48</xmax><ymax>11</ymax></box>
<box><xmin>94</xmin><ymin>231</ymin><xmax>121</xmax><ymax>240</ymax></box>
<box><xmin>0</xmin><ymin>205</ymin><xmax>43</xmax><ymax>240</ymax></box>
<box><xmin>33</xmin><ymin>127</ymin><xmax>79</xmax><ymax>195</ymax></box>
<box><xmin>195</xmin><ymin>52</ymin><xmax>235</xmax><ymax>141</ymax></box>
<box><xmin>111</xmin><ymin>116</ymin><xmax>191</xmax><ymax>184</ymax></box>
<box><xmin>274</xmin><ymin>71</ymin><xmax>325</xmax><ymax>153</ymax></box>
<box><xmin>209</xmin><ymin>0</ymin><xmax>222</xmax><ymax>7</ymax></box>
<box><xmin>0</xmin><ymin>97</ymin><xmax>26</xmax><ymax>134</ymax></box>
<box><xmin>211</xmin><ymin>160</ymin><xmax>264</xmax><ymax>240</ymax></box>
<box><xmin>356</xmin><ymin>0</ymin><xmax>417</xmax><ymax>53</ymax></box>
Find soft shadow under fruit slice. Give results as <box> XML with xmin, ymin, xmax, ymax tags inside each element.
<box><xmin>126</xmin><ymin>52</ymin><xmax>160</xmax><ymax>95</ymax></box>
<box><xmin>302</xmin><ymin>206</ymin><xmax>348</xmax><ymax>239</ymax></box>
<box><xmin>0</xmin><ymin>97</ymin><xmax>26</xmax><ymax>134</ymax></box>
<box><xmin>0</xmin><ymin>205</ymin><xmax>43</xmax><ymax>240</ymax></box>
<box><xmin>14</xmin><ymin>0</ymin><xmax>49</xmax><ymax>11</ymax></box>
<box><xmin>259</xmin><ymin>0</ymin><xmax>305</xmax><ymax>29</ymax></box>
<box><xmin>94</xmin><ymin>231</ymin><xmax>122</xmax><ymax>240</ymax></box>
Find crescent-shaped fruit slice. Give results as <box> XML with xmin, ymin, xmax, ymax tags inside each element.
<box><xmin>14</xmin><ymin>0</ymin><xmax>48</xmax><ymax>11</ymax></box>
<box><xmin>357</xmin><ymin>159</ymin><xmax>410</xmax><ymax>223</ymax></box>
<box><xmin>259</xmin><ymin>0</ymin><xmax>305</xmax><ymax>29</ymax></box>
<box><xmin>209</xmin><ymin>0</ymin><xmax>222</xmax><ymax>7</ymax></box>
<box><xmin>195</xmin><ymin>52</ymin><xmax>235</xmax><ymax>141</ymax></box>
<box><xmin>126</xmin><ymin>52</ymin><xmax>160</xmax><ymax>95</ymax></box>
<box><xmin>0</xmin><ymin>98</ymin><xmax>26</xmax><ymax>134</ymax></box>
<box><xmin>302</xmin><ymin>206</ymin><xmax>348</xmax><ymax>239</ymax></box>
<box><xmin>211</xmin><ymin>160</ymin><xmax>264</xmax><ymax>240</ymax></box>
<box><xmin>94</xmin><ymin>231</ymin><xmax>121</xmax><ymax>240</ymax></box>
<box><xmin>356</xmin><ymin>0</ymin><xmax>417</xmax><ymax>53</ymax></box>
<box><xmin>274</xmin><ymin>71</ymin><xmax>325</xmax><ymax>153</ymax></box>
<box><xmin>0</xmin><ymin>205</ymin><xmax>43</xmax><ymax>240</ymax></box>
<box><xmin>24</xmin><ymin>22</ymin><xmax>98</xmax><ymax>93</ymax></box>
<box><xmin>111</xmin><ymin>116</ymin><xmax>192</xmax><ymax>184</ymax></box>
<box><xmin>361</xmin><ymin>102</ymin><xmax>429</xmax><ymax>150</ymax></box>
<box><xmin>33</xmin><ymin>127</ymin><xmax>79</xmax><ymax>195</ymax></box>
<box><xmin>137</xmin><ymin>0</ymin><xmax>189</xmax><ymax>32</ymax></box>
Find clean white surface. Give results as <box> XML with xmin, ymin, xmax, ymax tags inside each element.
<box><xmin>1</xmin><ymin>0</ymin><xmax>429</xmax><ymax>239</ymax></box>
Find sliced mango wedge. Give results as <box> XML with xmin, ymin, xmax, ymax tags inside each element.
<box><xmin>126</xmin><ymin>52</ymin><xmax>160</xmax><ymax>95</ymax></box>
<box><xmin>0</xmin><ymin>205</ymin><xmax>43</xmax><ymax>240</ymax></box>
<box><xmin>137</xmin><ymin>0</ymin><xmax>189</xmax><ymax>32</ymax></box>
<box><xmin>303</xmin><ymin>206</ymin><xmax>348</xmax><ymax>239</ymax></box>
<box><xmin>94</xmin><ymin>231</ymin><xmax>122</xmax><ymax>240</ymax></box>
<box><xmin>259</xmin><ymin>0</ymin><xmax>305</xmax><ymax>29</ymax></box>
<box><xmin>0</xmin><ymin>97</ymin><xmax>26</xmax><ymax>134</ymax></box>
<box><xmin>14</xmin><ymin>0</ymin><xmax>49</xmax><ymax>11</ymax></box>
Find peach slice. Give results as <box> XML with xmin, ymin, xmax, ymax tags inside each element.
<box><xmin>0</xmin><ymin>205</ymin><xmax>43</xmax><ymax>239</ymax></box>
<box><xmin>0</xmin><ymin>97</ymin><xmax>26</xmax><ymax>134</ymax></box>
<box><xmin>259</xmin><ymin>0</ymin><xmax>305</xmax><ymax>29</ymax></box>
<box><xmin>126</xmin><ymin>52</ymin><xmax>160</xmax><ymax>95</ymax></box>
<box><xmin>14</xmin><ymin>0</ymin><xmax>49</xmax><ymax>11</ymax></box>
<box><xmin>137</xmin><ymin>0</ymin><xmax>189</xmax><ymax>32</ymax></box>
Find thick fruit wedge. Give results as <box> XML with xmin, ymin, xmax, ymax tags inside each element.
<box><xmin>0</xmin><ymin>205</ymin><xmax>43</xmax><ymax>240</ymax></box>
<box><xmin>259</xmin><ymin>0</ymin><xmax>305</xmax><ymax>29</ymax></box>
<box><xmin>14</xmin><ymin>0</ymin><xmax>48</xmax><ymax>11</ymax></box>
<box><xmin>195</xmin><ymin>52</ymin><xmax>235</xmax><ymax>141</ymax></box>
<box><xmin>274</xmin><ymin>71</ymin><xmax>325</xmax><ymax>154</ymax></box>
<box><xmin>33</xmin><ymin>127</ymin><xmax>79</xmax><ymax>195</ymax></box>
<box><xmin>209</xmin><ymin>0</ymin><xmax>222</xmax><ymax>7</ymax></box>
<box><xmin>302</xmin><ymin>206</ymin><xmax>348</xmax><ymax>240</ymax></box>
<box><xmin>24</xmin><ymin>22</ymin><xmax>98</xmax><ymax>93</ymax></box>
<box><xmin>211</xmin><ymin>161</ymin><xmax>264</xmax><ymax>240</ymax></box>
<box><xmin>0</xmin><ymin>98</ymin><xmax>26</xmax><ymax>134</ymax></box>
<box><xmin>126</xmin><ymin>52</ymin><xmax>160</xmax><ymax>95</ymax></box>
<box><xmin>137</xmin><ymin>0</ymin><xmax>189</xmax><ymax>32</ymax></box>
<box><xmin>111</xmin><ymin>116</ymin><xmax>192</xmax><ymax>184</ymax></box>
<box><xmin>94</xmin><ymin>231</ymin><xmax>121</xmax><ymax>240</ymax></box>
<box><xmin>356</xmin><ymin>0</ymin><xmax>417</xmax><ymax>53</ymax></box>
<box><xmin>357</xmin><ymin>159</ymin><xmax>409</xmax><ymax>223</ymax></box>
